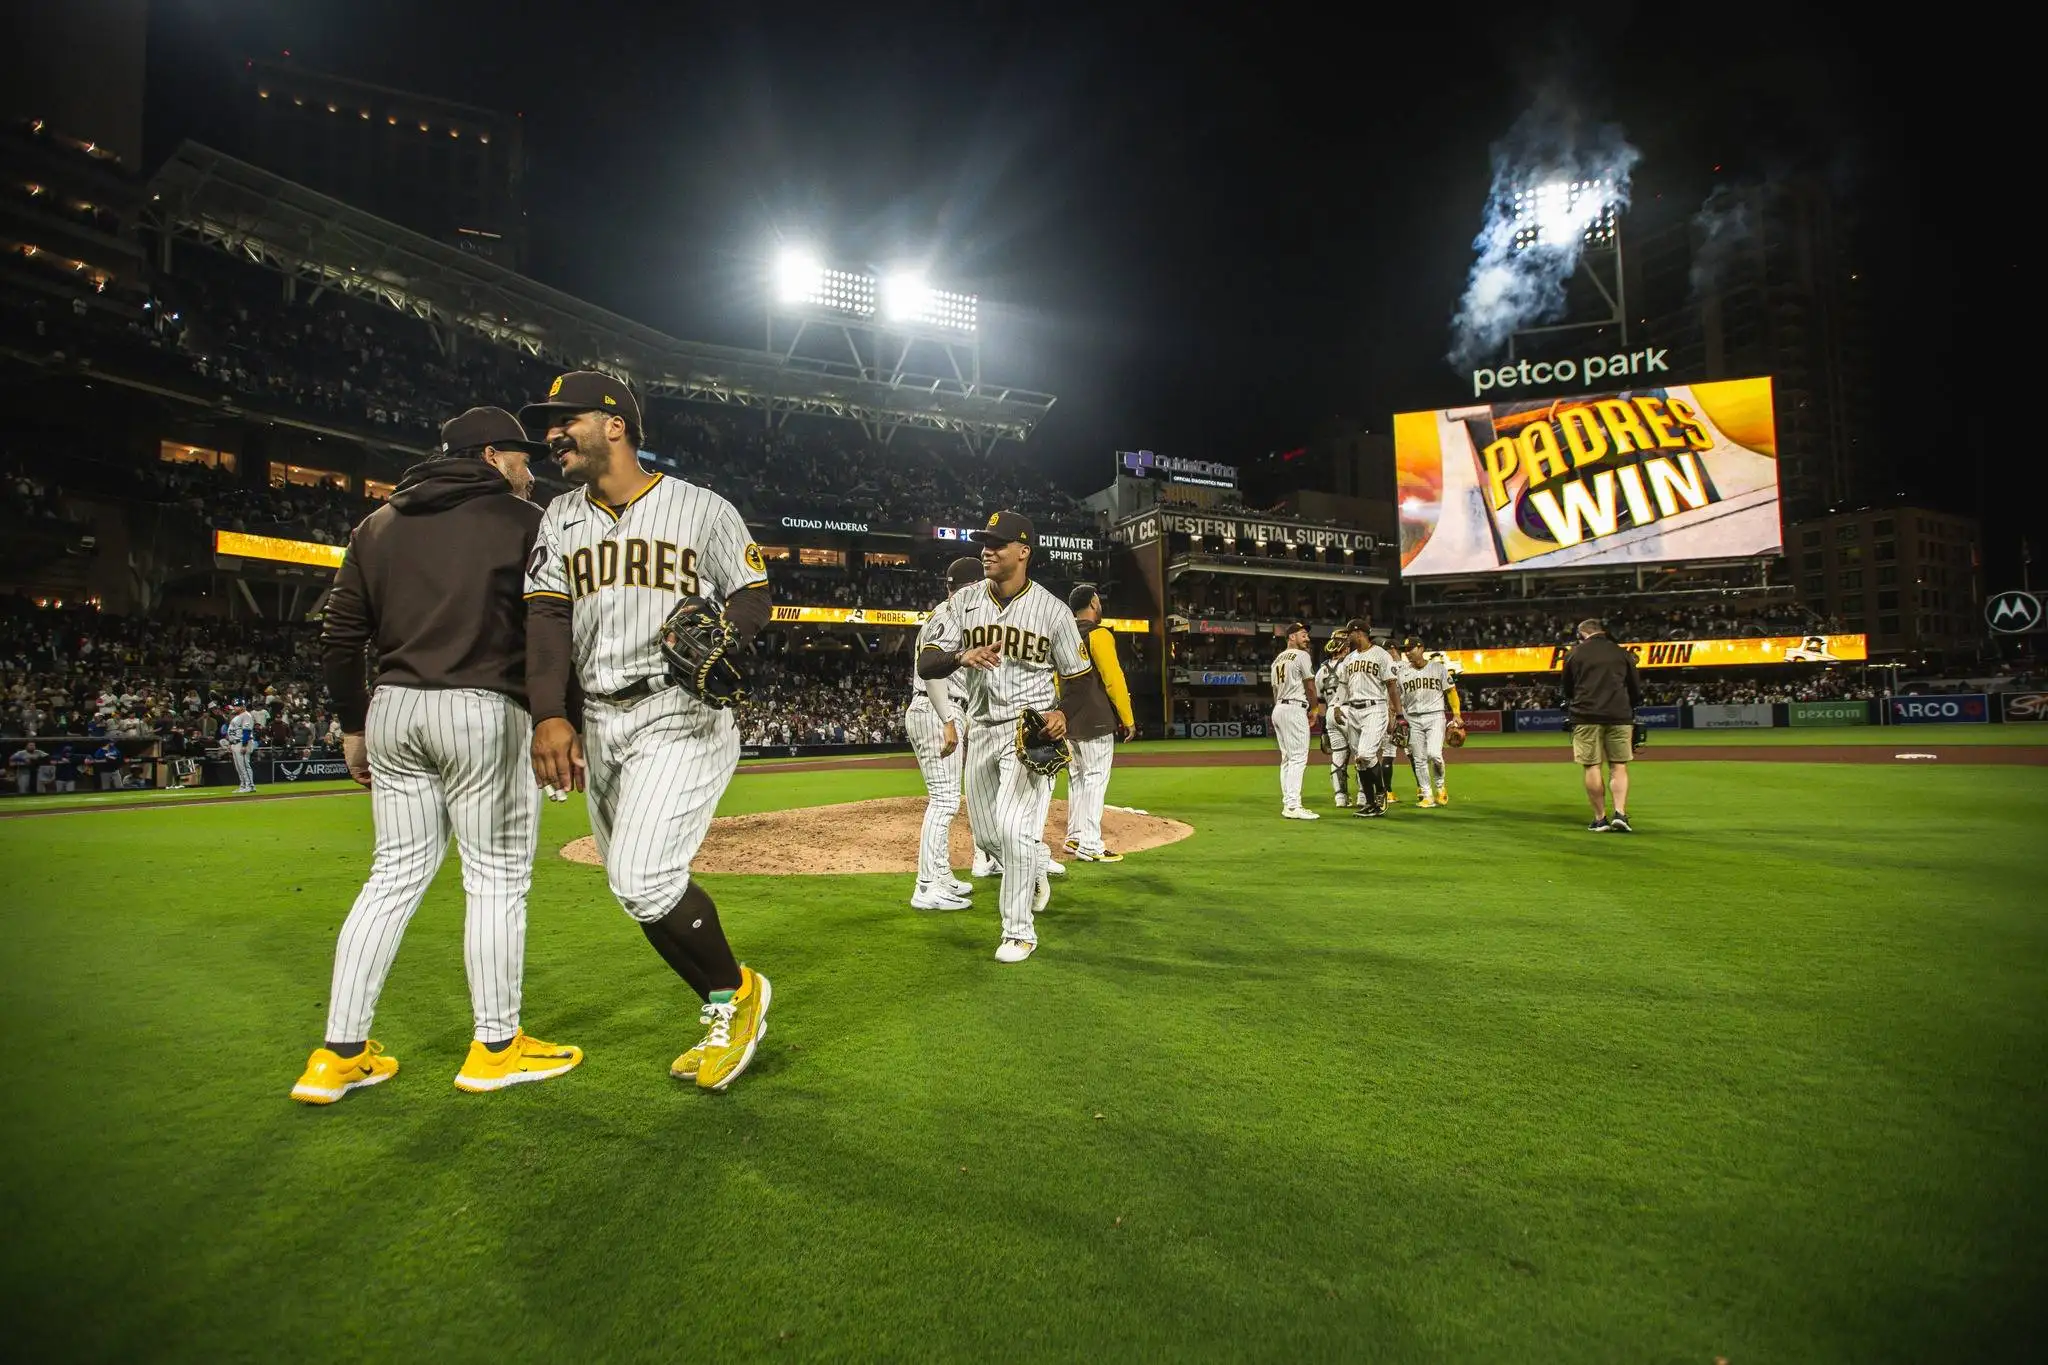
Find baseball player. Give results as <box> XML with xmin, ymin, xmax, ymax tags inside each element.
<box><xmin>1315</xmin><ymin>632</ymin><xmax>1352</xmax><ymax>807</ymax></box>
<box><xmin>906</xmin><ymin>557</ymin><xmax>984</xmax><ymax>909</ymax></box>
<box><xmin>1060</xmin><ymin>582</ymin><xmax>1137</xmax><ymax>862</ymax></box>
<box><xmin>523</xmin><ymin>371</ymin><xmax>774</xmax><ymax>1090</ymax></box>
<box><xmin>1394</xmin><ymin>637</ymin><xmax>1461</xmax><ymax>807</ymax></box>
<box><xmin>918</xmin><ymin>510</ymin><xmax>1092</xmax><ymax>963</ymax></box>
<box><xmin>1335</xmin><ymin>619</ymin><xmax>1403</xmax><ymax>818</ymax></box>
<box><xmin>294</xmin><ymin>406</ymin><xmax>579</xmax><ymax>1106</ymax></box>
<box><xmin>224</xmin><ymin>701</ymin><xmax>259</xmax><ymax>793</ymax></box>
<box><xmin>1269</xmin><ymin>621</ymin><xmax>1321</xmax><ymax>819</ymax></box>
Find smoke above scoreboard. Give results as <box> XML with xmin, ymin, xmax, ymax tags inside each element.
<box><xmin>1393</xmin><ymin>377</ymin><xmax>1780</xmax><ymax>577</ymax></box>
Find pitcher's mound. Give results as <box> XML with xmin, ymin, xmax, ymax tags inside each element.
<box><xmin>559</xmin><ymin>796</ymin><xmax>1192</xmax><ymax>876</ymax></box>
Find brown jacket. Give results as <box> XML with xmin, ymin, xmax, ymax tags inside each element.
<box><xmin>1560</xmin><ymin>633</ymin><xmax>1644</xmax><ymax>726</ymax></box>
<box><xmin>320</xmin><ymin>458</ymin><xmax>543</xmax><ymax>730</ymax></box>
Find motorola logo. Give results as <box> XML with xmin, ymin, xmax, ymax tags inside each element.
<box><xmin>1986</xmin><ymin>590</ymin><xmax>2042</xmax><ymax>634</ymax></box>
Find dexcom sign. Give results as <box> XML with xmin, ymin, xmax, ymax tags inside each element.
<box><xmin>1887</xmin><ymin>694</ymin><xmax>1990</xmax><ymax>725</ymax></box>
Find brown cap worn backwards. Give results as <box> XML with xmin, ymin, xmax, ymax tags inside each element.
<box><xmin>946</xmin><ymin>556</ymin><xmax>983</xmax><ymax>590</ymax></box>
<box><xmin>970</xmin><ymin>509</ymin><xmax>1034</xmax><ymax>546</ymax></box>
<box><xmin>440</xmin><ymin>406</ymin><xmax>549</xmax><ymax>458</ymax></box>
<box><xmin>518</xmin><ymin>370</ymin><xmax>643</xmax><ymax>436</ymax></box>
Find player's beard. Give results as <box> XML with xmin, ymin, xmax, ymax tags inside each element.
<box><xmin>554</xmin><ymin>429</ymin><xmax>609</xmax><ymax>486</ymax></box>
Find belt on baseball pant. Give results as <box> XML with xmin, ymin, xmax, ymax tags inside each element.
<box><xmin>590</xmin><ymin>675</ymin><xmax>678</xmax><ymax>706</ymax></box>
<box><xmin>1276</xmin><ymin>700</ymin><xmax>1304</xmax><ymax>707</ymax></box>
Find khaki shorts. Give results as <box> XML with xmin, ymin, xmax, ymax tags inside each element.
<box><xmin>1572</xmin><ymin>723</ymin><xmax>1633</xmax><ymax>766</ymax></box>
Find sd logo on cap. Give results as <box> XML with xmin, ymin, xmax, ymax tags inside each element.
<box><xmin>519</xmin><ymin>371</ymin><xmax>643</xmax><ymax>439</ymax></box>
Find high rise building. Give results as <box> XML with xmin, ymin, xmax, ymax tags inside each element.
<box><xmin>233</xmin><ymin>58</ymin><xmax>526</xmax><ymax>270</ymax></box>
<box><xmin>1631</xmin><ymin>176</ymin><xmax>1877</xmax><ymax>524</ymax></box>
<box><xmin>1791</xmin><ymin>504</ymin><xmax>1980</xmax><ymax>656</ymax></box>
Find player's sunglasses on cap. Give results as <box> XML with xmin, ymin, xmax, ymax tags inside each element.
<box><xmin>518</xmin><ymin>370</ymin><xmax>643</xmax><ymax>436</ymax></box>
<box><xmin>971</xmin><ymin>510</ymin><xmax>1034</xmax><ymax>546</ymax></box>
<box><xmin>439</xmin><ymin>406</ymin><xmax>549</xmax><ymax>458</ymax></box>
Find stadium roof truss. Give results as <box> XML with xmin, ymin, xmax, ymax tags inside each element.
<box><xmin>140</xmin><ymin>143</ymin><xmax>1055</xmax><ymax>453</ymax></box>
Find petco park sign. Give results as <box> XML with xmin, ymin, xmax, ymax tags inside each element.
<box><xmin>1470</xmin><ymin>348</ymin><xmax>1671</xmax><ymax>397</ymax></box>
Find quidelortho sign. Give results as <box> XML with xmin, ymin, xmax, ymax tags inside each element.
<box><xmin>1469</xmin><ymin>348</ymin><xmax>1670</xmax><ymax>398</ymax></box>
<box><xmin>1888</xmin><ymin>694</ymin><xmax>1990</xmax><ymax>725</ymax></box>
<box><xmin>1788</xmin><ymin>700</ymin><xmax>1870</xmax><ymax>728</ymax></box>
<box><xmin>1691</xmin><ymin>703</ymin><xmax>1773</xmax><ymax>729</ymax></box>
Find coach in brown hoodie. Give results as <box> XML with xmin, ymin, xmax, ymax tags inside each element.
<box><xmin>294</xmin><ymin>406</ymin><xmax>584</xmax><ymax>1107</ymax></box>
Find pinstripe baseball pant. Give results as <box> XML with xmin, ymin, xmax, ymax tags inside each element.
<box><xmin>1271</xmin><ymin>702</ymin><xmax>1309</xmax><ymax>810</ymax></box>
<box><xmin>584</xmin><ymin>683</ymin><xmax>739</xmax><ymax>922</ymax></box>
<box><xmin>325</xmin><ymin>686</ymin><xmax>539</xmax><ymax>1044</ymax></box>
<box><xmin>905</xmin><ymin>695</ymin><xmax>963</xmax><ymax>888</ymax></box>
<box><xmin>965</xmin><ymin>718</ymin><xmax>1050</xmax><ymax>944</ymax></box>
<box><xmin>1064</xmin><ymin>733</ymin><xmax>1115</xmax><ymax>855</ymax></box>
<box><xmin>230</xmin><ymin>744</ymin><xmax>255</xmax><ymax>788</ymax></box>
<box><xmin>1408</xmin><ymin>712</ymin><xmax>1446</xmax><ymax>789</ymax></box>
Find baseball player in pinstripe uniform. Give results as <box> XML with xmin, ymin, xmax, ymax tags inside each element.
<box><xmin>225</xmin><ymin>702</ymin><xmax>259</xmax><ymax>793</ymax></box>
<box><xmin>522</xmin><ymin>372</ymin><xmax>774</xmax><ymax>1092</ymax></box>
<box><xmin>918</xmin><ymin>511</ymin><xmax>1092</xmax><ymax>963</ymax></box>
<box><xmin>1394</xmin><ymin>636</ymin><xmax>1461</xmax><ymax>807</ymax></box>
<box><xmin>1335</xmin><ymin>619</ymin><xmax>1404</xmax><ymax>818</ymax></box>
<box><xmin>905</xmin><ymin>557</ymin><xmax>984</xmax><ymax>910</ymax></box>
<box><xmin>1315</xmin><ymin>634</ymin><xmax>1351</xmax><ymax>807</ymax></box>
<box><xmin>293</xmin><ymin>406</ymin><xmax>581</xmax><ymax>1105</ymax></box>
<box><xmin>1269</xmin><ymin>622</ymin><xmax>1320</xmax><ymax>819</ymax></box>
<box><xmin>1059</xmin><ymin>582</ymin><xmax>1136</xmax><ymax>862</ymax></box>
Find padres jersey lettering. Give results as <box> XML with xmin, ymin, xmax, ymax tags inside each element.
<box><xmin>1395</xmin><ymin>658</ymin><xmax>1452</xmax><ymax>715</ymax></box>
<box><xmin>924</xmin><ymin>580</ymin><xmax>1090</xmax><ymax>725</ymax></box>
<box><xmin>1271</xmin><ymin>648</ymin><xmax>1310</xmax><ymax>703</ymax></box>
<box><xmin>525</xmin><ymin>474</ymin><xmax>767</xmax><ymax>697</ymax></box>
<box><xmin>1340</xmin><ymin>645</ymin><xmax>1395</xmax><ymax>705</ymax></box>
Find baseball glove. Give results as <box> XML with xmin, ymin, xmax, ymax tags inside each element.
<box><xmin>1015</xmin><ymin>707</ymin><xmax>1071</xmax><ymax>778</ymax></box>
<box><xmin>1446</xmin><ymin>719</ymin><xmax>1467</xmax><ymax>748</ymax></box>
<box><xmin>658</xmin><ymin>594</ymin><xmax>747</xmax><ymax>709</ymax></box>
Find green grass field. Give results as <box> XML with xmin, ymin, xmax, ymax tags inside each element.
<box><xmin>3</xmin><ymin>739</ymin><xmax>2044</xmax><ymax>1362</ymax></box>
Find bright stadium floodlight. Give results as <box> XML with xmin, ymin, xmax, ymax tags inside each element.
<box><xmin>774</xmin><ymin>247</ymin><xmax>824</xmax><ymax>305</ymax></box>
<box><xmin>1511</xmin><ymin>178</ymin><xmax>1618</xmax><ymax>251</ymax></box>
<box><xmin>882</xmin><ymin>270</ymin><xmax>932</xmax><ymax>324</ymax></box>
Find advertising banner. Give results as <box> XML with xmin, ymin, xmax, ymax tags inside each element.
<box><xmin>1443</xmin><ymin>633</ymin><xmax>1864</xmax><ymax>677</ymax></box>
<box><xmin>1190</xmin><ymin>722</ymin><xmax>1244</xmax><ymax>739</ymax></box>
<box><xmin>1691</xmin><ymin>704</ymin><xmax>1774</xmax><ymax>729</ymax></box>
<box><xmin>2003</xmin><ymin>691</ymin><xmax>2048</xmax><ymax>722</ymax></box>
<box><xmin>1788</xmin><ymin>700</ymin><xmax>1871</xmax><ymax>728</ymax></box>
<box><xmin>214</xmin><ymin>530</ymin><xmax>347</xmax><ymax>570</ymax></box>
<box><xmin>1113</xmin><ymin>509</ymin><xmax>1376</xmax><ymax>553</ymax></box>
<box><xmin>1117</xmin><ymin>450</ymin><xmax>1240</xmax><ymax>489</ymax></box>
<box><xmin>1459</xmin><ymin>709</ymin><xmax>1504</xmax><ymax>733</ymax></box>
<box><xmin>770</xmin><ymin>604</ymin><xmax>1147</xmax><ymax>633</ymax></box>
<box><xmin>1512</xmin><ymin>708</ymin><xmax>1569</xmax><ymax>732</ymax></box>
<box><xmin>1192</xmin><ymin>671</ymin><xmax>1253</xmax><ymax>687</ymax></box>
<box><xmin>1634</xmin><ymin>705</ymin><xmax>1681</xmax><ymax>729</ymax></box>
<box><xmin>1394</xmin><ymin>376</ymin><xmax>1781</xmax><ymax>576</ymax></box>
<box><xmin>1887</xmin><ymin>694</ymin><xmax>1990</xmax><ymax>725</ymax></box>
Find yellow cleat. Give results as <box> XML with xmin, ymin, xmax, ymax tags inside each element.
<box><xmin>670</xmin><ymin>1037</ymin><xmax>708</xmax><ymax>1081</ymax></box>
<box><xmin>291</xmin><ymin>1041</ymin><xmax>398</xmax><ymax>1105</ymax></box>
<box><xmin>1436</xmin><ymin>784</ymin><xmax>1449</xmax><ymax>805</ymax></box>
<box><xmin>453</xmin><ymin>1031</ymin><xmax>583</xmax><ymax>1093</ymax></box>
<box><xmin>1417</xmin><ymin>795</ymin><xmax>1439</xmax><ymax>808</ymax></box>
<box><xmin>696</xmin><ymin>965</ymin><xmax>772</xmax><ymax>1092</ymax></box>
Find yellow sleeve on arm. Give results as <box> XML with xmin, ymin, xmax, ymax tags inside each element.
<box><xmin>1088</xmin><ymin>628</ymin><xmax>1134</xmax><ymax>726</ymax></box>
<box><xmin>1449</xmin><ymin>684</ymin><xmax>1462</xmax><ymax>718</ymax></box>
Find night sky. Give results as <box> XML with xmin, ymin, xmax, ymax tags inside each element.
<box><xmin>141</xmin><ymin>2</ymin><xmax>2024</xmax><ymax>581</ymax></box>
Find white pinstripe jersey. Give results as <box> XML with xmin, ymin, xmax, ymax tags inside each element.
<box><xmin>923</xmin><ymin>578</ymin><xmax>1090</xmax><ymax>726</ymax></box>
<box><xmin>524</xmin><ymin>472</ymin><xmax>768</xmax><ymax>697</ymax></box>
<box><xmin>1394</xmin><ymin>656</ymin><xmax>1452</xmax><ymax>715</ymax></box>
<box><xmin>911</xmin><ymin>597</ymin><xmax>969</xmax><ymax>710</ymax></box>
<box><xmin>1270</xmin><ymin>648</ymin><xmax>1310</xmax><ymax>703</ymax></box>
<box><xmin>1337</xmin><ymin>644</ymin><xmax>1396</xmax><ymax>704</ymax></box>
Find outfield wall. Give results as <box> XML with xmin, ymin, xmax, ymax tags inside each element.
<box><xmin>1464</xmin><ymin>694</ymin><xmax>2027</xmax><ymax>733</ymax></box>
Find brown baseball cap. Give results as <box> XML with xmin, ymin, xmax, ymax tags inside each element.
<box><xmin>946</xmin><ymin>556</ymin><xmax>983</xmax><ymax>590</ymax></box>
<box><xmin>971</xmin><ymin>509</ymin><xmax>1034</xmax><ymax>546</ymax></box>
<box><xmin>440</xmin><ymin>406</ymin><xmax>549</xmax><ymax>458</ymax></box>
<box><xmin>518</xmin><ymin>370</ymin><xmax>642</xmax><ymax>436</ymax></box>
<box><xmin>1345</xmin><ymin>617</ymin><xmax>1371</xmax><ymax>633</ymax></box>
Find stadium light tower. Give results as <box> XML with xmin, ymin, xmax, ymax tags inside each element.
<box><xmin>764</xmin><ymin>245</ymin><xmax>993</xmax><ymax>449</ymax></box>
<box><xmin>1505</xmin><ymin>177</ymin><xmax>1628</xmax><ymax>361</ymax></box>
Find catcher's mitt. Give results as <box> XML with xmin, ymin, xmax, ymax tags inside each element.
<box><xmin>658</xmin><ymin>594</ymin><xmax>747</xmax><ymax>709</ymax></box>
<box><xmin>1446</xmin><ymin>720</ymin><xmax>1467</xmax><ymax>748</ymax></box>
<box><xmin>1015</xmin><ymin>707</ymin><xmax>1071</xmax><ymax>778</ymax></box>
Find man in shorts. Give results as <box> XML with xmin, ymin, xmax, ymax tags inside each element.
<box><xmin>1560</xmin><ymin>618</ymin><xmax>1643</xmax><ymax>833</ymax></box>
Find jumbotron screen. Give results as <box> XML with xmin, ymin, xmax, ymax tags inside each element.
<box><xmin>1393</xmin><ymin>377</ymin><xmax>1780</xmax><ymax>577</ymax></box>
